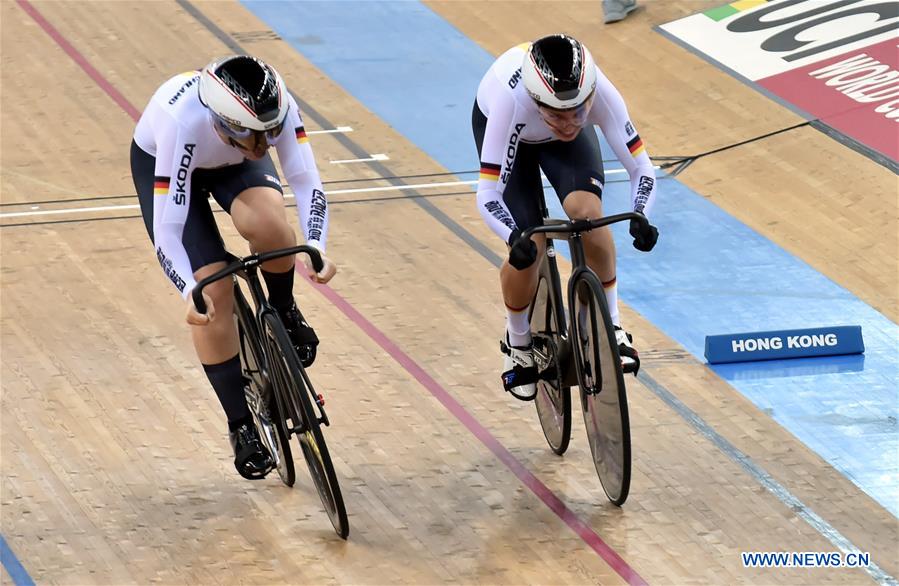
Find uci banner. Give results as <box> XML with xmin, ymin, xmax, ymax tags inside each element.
<box><xmin>659</xmin><ymin>0</ymin><xmax>899</xmax><ymax>168</ymax></box>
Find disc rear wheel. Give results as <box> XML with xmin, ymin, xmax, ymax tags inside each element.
<box><xmin>531</xmin><ymin>275</ymin><xmax>572</xmax><ymax>455</ymax></box>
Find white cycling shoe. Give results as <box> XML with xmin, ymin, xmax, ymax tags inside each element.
<box><xmin>500</xmin><ymin>335</ymin><xmax>538</xmax><ymax>401</ymax></box>
<box><xmin>615</xmin><ymin>326</ymin><xmax>640</xmax><ymax>374</ymax></box>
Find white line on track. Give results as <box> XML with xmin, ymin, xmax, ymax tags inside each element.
<box><xmin>330</xmin><ymin>153</ymin><xmax>389</xmax><ymax>164</ymax></box>
<box><xmin>0</xmin><ymin>180</ymin><xmax>476</xmax><ymax>219</ymax></box>
<box><xmin>0</xmin><ymin>166</ymin><xmax>660</xmax><ymax>220</ymax></box>
<box><xmin>307</xmin><ymin>126</ymin><xmax>353</xmax><ymax>135</ymax></box>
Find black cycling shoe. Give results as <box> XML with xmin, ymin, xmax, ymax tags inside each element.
<box><xmin>229</xmin><ymin>422</ymin><xmax>274</xmax><ymax>480</ymax></box>
<box><xmin>279</xmin><ymin>302</ymin><xmax>319</xmax><ymax>368</ymax></box>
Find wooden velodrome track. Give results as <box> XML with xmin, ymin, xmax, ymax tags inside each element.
<box><xmin>1</xmin><ymin>1</ymin><xmax>896</xmax><ymax>584</ymax></box>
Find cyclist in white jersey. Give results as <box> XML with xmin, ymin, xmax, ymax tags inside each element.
<box><xmin>130</xmin><ymin>55</ymin><xmax>337</xmax><ymax>479</ymax></box>
<box><xmin>472</xmin><ymin>34</ymin><xmax>659</xmax><ymax>401</ymax></box>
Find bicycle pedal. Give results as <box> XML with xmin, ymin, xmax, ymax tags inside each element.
<box><xmin>317</xmin><ymin>393</ymin><xmax>325</xmax><ymax>407</ymax></box>
<box><xmin>537</xmin><ymin>366</ymin><xmax>557</xmax><ymax>382</ymax></box>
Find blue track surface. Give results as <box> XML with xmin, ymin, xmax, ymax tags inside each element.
<box><xmin>243</xmin><ymin>0</ymin><xmax>898</xmax><ymax>517</ymax></box>
<box><xmin>1</xmin><ymin>535</ymin><xmax>35</xmax><ymax>586</ymax></box>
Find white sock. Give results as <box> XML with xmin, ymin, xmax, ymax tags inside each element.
<box><xmin>603</xmin><ymin>277</ymin><xmax>620</xmax><ymax>327</ymax></box>
<box><xmin>505</xmin><ymin>305</ymin><xmax>531</xmax><ymax>347</ymax></box>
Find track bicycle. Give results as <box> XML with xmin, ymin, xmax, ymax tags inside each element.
<box><xmin>192</xmin><ymin>245</ymin><xmax>349</xmax><ymax>538</ymax></box>
<box><xmin>517</xmin><ymin>211</ymin><xmax>652</xmax><ymax>506</ymax></box>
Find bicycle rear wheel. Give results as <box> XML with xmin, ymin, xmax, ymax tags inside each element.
<box><xmin>571</xmin><ymin>271</ymin><xmax>631</xmax><ymax>506</ymax></box>
<box><xmin>530</xmin><ymin>270</ymin><xmax>571</xmax><ymax>455</ymax></box>
<box><xmin>263</xmin><ymin>312</ymin><xmax>349</xmax><ymax>539</ymax></box>
<box><xmin>236</xmin><ymin>294</ymin><xmax>294</xmax><ymax>486</ymax></box>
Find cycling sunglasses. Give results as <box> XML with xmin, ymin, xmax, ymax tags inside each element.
<box><xmin>212</xmin><ymin>112</ymin><xmax>287</xmax><ymax>146</ymax></box>
<box><xmin>535</xmin><ymin>91</ymin><xmax>596</xmax><ymax>127</ymax></box>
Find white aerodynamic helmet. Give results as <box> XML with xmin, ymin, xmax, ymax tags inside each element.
<box><xmin>198</xmin><ymin>55</ymin><xmax>289</xmax><ymax>136</ymax></box>
<box><xmin>522</xmin><ymin>34</ymin><xmax>598</xmax><ymax>110</ymax></box>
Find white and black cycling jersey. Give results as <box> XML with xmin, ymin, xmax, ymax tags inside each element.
<box><xmin>133</xmin><ymin>71</ymin><xmax>329</xmax><ymax>298</ymax></box>
<box><xmin>475</xmin><ymin>44</ymin><xmax>658</xmax><ymax>241</ymax></box>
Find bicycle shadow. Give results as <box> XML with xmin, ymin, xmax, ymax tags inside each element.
<box><xmin>115</xmin><ymin>424</ymin><xmax>633</xmax><ymax>582</ymax></box>
<box><xmin>388</xmin><ymin>444</ymin><xmax>635</xmax><ymax>579</ymax></box>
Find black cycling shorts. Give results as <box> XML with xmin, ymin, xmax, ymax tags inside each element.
<box><xmin>130</xmin><ymin>140</ymin><xmax>284</xmax><ymax>272</ymax></box>
<box><xmin>472</xmin><ymin>101</ymin><xmax>605</xmax><ymax>231</ymax></box>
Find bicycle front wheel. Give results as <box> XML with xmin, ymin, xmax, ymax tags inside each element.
<box><xmin>571</xmin><ymin>271</ymin><xmax>631</xmax><ymax>506</ymax></box>
<box><xmin>263</xmin><ymin>312</ymin><xmax>349</xmax><ymax>539</ymax></box>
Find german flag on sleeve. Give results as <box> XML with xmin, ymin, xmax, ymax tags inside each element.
<box><xmin>626</xmin><ymin>135</ymin><xmax>645</xmax><ymax>158</ymax></box>
<box><xmin>154</xmin><ymin>177</ymin><xmax>170</xmax><ymax>196</ymax></box>
<box><xmin>479</xmin><ymin>162</ymin><xmax>501</xmax><ymax>182</ymax></box>
<box><xmin>295</xmin><ymin>126</ymin><xmax>309</xmax><ymax>144</ymax></box>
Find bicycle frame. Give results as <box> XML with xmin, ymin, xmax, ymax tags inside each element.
<box><xmin>192</xmin><ymin>245</ymin><xmax>326</xmax><ymax>436</ymax></box>
<box><xmin>232</xmin><ymin>270</ymin><xmax>276</xmax><ymax>408</ymax></box>
<box><xmin>192</xmin><ymin>245</ymin><xmax>323</xmax><ymax>315</ymax></box>
<box><xmin>534</xmin><ymin>246</ymin><xmax>577</xmax><ymax>388</ymax></box>
<box><xmin>525</xmin><ymin>212</ymin><xmax>648</xmax><ymax>387</ymax></box>
<box><xmin>233</xmin><ymin>274</ymin><xmax>265</xmax><ymax>388</ymax></box>
<box><xmin>523</xmin><ymin>213</ymin><xmax>645</xmax><ymax>505</ymax></box>
<box><xmin>194</xmin><ymin>246</ymin><xmax>349</xmax><ymax>535</ymax></box>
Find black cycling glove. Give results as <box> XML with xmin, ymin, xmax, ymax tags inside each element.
<box><xmin>629</xmin><ymin>216</ymin><xmax>659</xmax><ymax>252</ymax></box>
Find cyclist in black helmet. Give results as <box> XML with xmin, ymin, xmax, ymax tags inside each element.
<box><xmin>472</xmin><ymin>35</ymin><xmax>658</xmax><ymax>401</ymax></box>
<box><xmin>130</xmin><ymin>55</ymin><xmax>336</xmax><ymax>479</ymax></box>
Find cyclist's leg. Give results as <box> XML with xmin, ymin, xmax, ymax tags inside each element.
<box><xmin>540</xmin><ymin>130</ymin><xmax>639</xmax><ymax>370</ymax></box>
<box><xmin>500</xmin><ymin>232</ymin><xmax>547</xmax><ymax>337</ymax></box>
<box><xmin>210</xmin><ymin>157</ymin><xmax>319</xmax><ymax>366</ymax></box>
<box><xmin>191</xmin><ymin>262</ymin><xmax>251</xmax><ymax>431</ymax></box>
<box><xmin>472</xmin><ymin>101</ymin><xmax>546</xmax><ymax>333</ymax></box>
<box><xmin>472</xmin><ymin>101</ymin><xmax>545</xmax><ymax>399</ymax></box>
<box><xmin>562</xmin><ymin>193</ymin><xmax>616</xmax><ymax>316</ymax></box>
<box><xmin>229</xmin><ymin>185</ymin><xmax>296</xmax><ymax>275</ymax></box>
<box><xmin>539</xmin><ymin>127</ymin><xmax>615</xmax><ymax>317</ymax></box>
<box><xmin>133</xmin><ymin>142</ymin><xmax>242</xmax><ymax>405</ymax></box>
<box><xmin>132</xmin><ymin>147</ymin><xmax>271</xmax><ymax>477</ymax></box>
<box><xmin>212</xmin><ymin>157</ymin><xmax>295</xmax><ymax>273</ymax></box>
